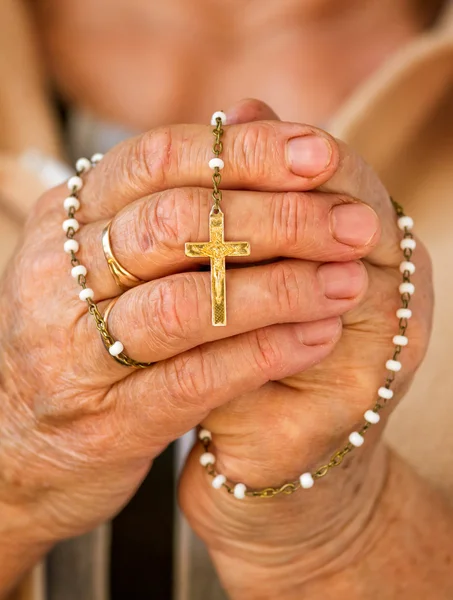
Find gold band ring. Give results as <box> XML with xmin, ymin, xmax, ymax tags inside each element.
<box><xmin>100</xmin><ymin>297</ymin><xmax>153</xmax><ymax>369</ymax></box>
<box><xmin>102</xmin><ymin>221</ymin><xmax>144</xmax><ymax>290</ymax></box>
<box><xmin>103</xmin><ymin>296</ymin><xmax>119</xmax><ymax>328</ymax></box>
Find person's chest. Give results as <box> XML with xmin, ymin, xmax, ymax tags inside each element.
<box><xmin>29</xmin><ymin>0</ymin><xmax>384</xmax><ymax>131</ymax></box>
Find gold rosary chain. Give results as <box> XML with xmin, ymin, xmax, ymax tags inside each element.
<box><xmin>212</xmin><ymin>118</ymin><xmax>224</xmax><ymax>211</ymax></box>
<box><xmin>65</xmin><ymin>166</ymin><xmax>152</xmax><ymax>369</ymax></box>
<box><xmin>200</xmin><ymin>198</ymin><xmax>414</xmax><ymax>498</ymax></box>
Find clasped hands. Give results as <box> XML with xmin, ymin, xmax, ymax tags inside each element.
<box><xmin>0</xmin><ymin>100</ymin><xmax>432</xmax><ymax>597</ymax></box>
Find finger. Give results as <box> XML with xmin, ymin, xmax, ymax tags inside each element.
<box><xmin>190</xmin><ymin>262</ymin><xmax>432</xmax><ymax>490</ymax></box>
<box><xmin>55</xmin><ymin>120</ymin><xmax>339</xmax><ymax>222</ymax></box>
<box><xmin>76</xmin><ymin>259</ymin><xmax>367</xmax><ymax>384</ymax></box>
<box><xmin>224</xmin><ymin>98</ymin><xmax>281</xmax><ymax>124</ymax></box>
<box><xmin>317</xmin><ymin>138</ymin><xmax>403</xmax><ymax>267</ymax></box>
<box><xmin>78</xmin><ymin>188</ymin><xmax>379</xmax><ymax>300</ymax></box>
<box><xmin>109</xmin><ymin>318</ymin><xmax>342</xmax><ymax>454</ymax></box>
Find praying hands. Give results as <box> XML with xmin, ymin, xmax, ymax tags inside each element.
<box><xmin>0</xmin><ymin>100</ymin><xmax>450</xmax><ymax>600</ymax></box>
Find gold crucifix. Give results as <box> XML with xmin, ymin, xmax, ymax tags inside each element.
<box><xmin>185</xmin><ymin>208</ymin><xmax>250</xmax><ymax>326</ymax></box>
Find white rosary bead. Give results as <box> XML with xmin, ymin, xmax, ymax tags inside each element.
<box><xmin>210</xmin><ymin>111</ymin><xmax>227</xmax><ymax>126</ymax></box>
<box><xmin>396</xmin><ymin>308</ymin><xmax>412</xmax><ymax>319</ymax></box>
<box><xmin>63</xmin><ymin>218</ymin><xmax>80</xmax><ymax>233</ymax></box>
<box><xmin>212</xmin><ymin>474</ymin><xmax>227</xmax><ymax>490</ymax></box>
<box><xmin>91</xmin><ymin>153</ymin><xmax>104</xmax><ymax>165</ymax></box>
<box><xmin>198</xmin><ymin>429</ymin><xmax>212</xmax><ymax>441</ymax></box>
<box><xmin>64</xmin><ymin>239</ymin><xmax>79</xmax><ymax>254</ymax></box>
<box><xmin>393</xmin><ymin>335</ymin><xmax>408</xmax><ymax>347</ymax></box>
<box><xmin>71</xmin><ymin>265</ymin><xmax>87</xmax><ymax>279</ymax></box>
<box><xmin>67</xmin><ymin>175</ymin><xmax>83</xmax><ymax>192</ymax></box>
<box><xmin>75</xmin><ymin>157</ymin><xmax>92</xmax><ymax>174</ymax></box>
<box><xmin>397</xmin><ymin>216</ymin><xmax>414</xmax><ymax>231</ymax></box>
<box><xmin>299</xmin><ymin>473</ymin><xmax>314</xmax><ymax>489</ymax></box>
<box><xmin>378</xmin><ymin>386</ymin><xmax>394</xmax><ymax>400</ymax></box>
<box><xmin>399</xmin><ymin>282</ymin><xmax>415</xmax><ymax>295</ymax></box>
<box><xmin>399</xmin><ymin>261</ymin><xmax>415</xmax><ymax>275</ymax></box>
<box><xmin>386</xmin><ymin>359</ymin><xmax>402</xmax><ymax>372</ymax></box>
<box><xmin>199</xmin><ymin>452</ymin><xmax>216</xmax><ymax>467</ymax></box>
<box><xmin>79</xmin><ymin>288</ymin><xmax>94</xmax><ymax>301</ymax></box>
<box><xmin>109</xmin><ymin>341</ymin><xmax>124</xmax><ymax>357</ymax></box>
<box><xmin>208</xmin><ymin>157</ymin><xmax>225</xmax><ymax>170</ymax></box>
<box><xmin>400</xmin><ymin>238</ymin><xmax>416</xmax><ymax>251</ymax></box>
<box><xmin>233</xmin><ymin>483</ymin><xmax>247</xmax><ymax>499</ymax></box>
<box><xmin>63</xmin><ymin>196</ymin><xmax>81</xmax><ymax>212</ymax></box>
<box><xmin>349</xmin><ymin>432</ymin><xmax>364</xmax><ymax>447</ymax></box>
<box><xmin>364</xmin><ymin>410</ymin><xmax>380</xmax><ymax>424</ymax></box>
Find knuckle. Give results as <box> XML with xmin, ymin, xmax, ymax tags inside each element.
<box><xmin>123</xmin><ymin>187</ymin><xmax>206</xmax><ymax>264</ymax></box>
<box><xmin>232</xmin><ymin>122</ymin><xmax>276</xmax><ymax>180</ymax></box>
<box><xmin>268</xmin><ymin>261</ymin><xmax>302</xmax><ymax>315</ymax></box>
<box><xmin>150</xmin><ymin>279</ymin><xmax>186</xmax><ymax>344</ymax></box>
<box><xmin>270</xmin><ymin>192</ymin><xmax>312</xmax><ymax>250</ymax></box>
<box><xmin>131</xmin><ymin>126</ymin><xmax>174</xmax><ymax>189</ymax></box>
<box><xmin>135</xmin><ymin>191</ymin><xmax>180</xmax><ymax>256</ymax></box>
<box><xmin>148</xmin><ymin>275</ymin><xmax>198</xmax><ymax>348</ymax></box>
<box><xmin>164</xmin><ymin>347</ymin><xmax>216</xmax><ymax>410</ymax></box>
<box><xmin>144</xmin><ymin>188</ymin><xmax>203</xmax><ymax>253</ymax></box>
<box><xmin>251</xmin><ymin>326</ymin><xmax>284</xmax><ymax>380</ymax></box>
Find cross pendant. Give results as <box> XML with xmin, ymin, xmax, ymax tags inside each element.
<box><xmin>185</xmin><ymin>208</ymin><xmax>251</xmax><ymax>326</ymax></box>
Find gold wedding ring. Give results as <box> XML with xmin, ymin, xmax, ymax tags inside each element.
<box><xmin>100</xmin><ymin>296</ymin><xmax>153</xmax><ymax>369</ymax></box>
<box><xmin>102</xmin><ymin>221</ymin><xmax>143</xmax><ymax>290</ymax></box>
<box><xmin>103</xmin><ymin>296</ymin><xmax>119</xmax><ymax>327</ymax></box>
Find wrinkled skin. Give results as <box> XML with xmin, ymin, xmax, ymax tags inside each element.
<box><xmin>0</xmin><ymin>103</ymin><xmax>432</xmax><ymax>579</ymax></box>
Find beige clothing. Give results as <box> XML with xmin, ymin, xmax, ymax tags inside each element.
<box><xmin>4</xmin><ymin>4</ymin><xmax>453</xmax><ymax>599</ymax></box>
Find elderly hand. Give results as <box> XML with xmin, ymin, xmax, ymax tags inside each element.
<box><xmin>0</xmin><ymin>105</ymin><xmax>376</xmax><ymax>564</ymax></box>
<box><xmin>179</xmin><ymin>102</ymin><xmax>433</xmax><ymax>598</ymax></box>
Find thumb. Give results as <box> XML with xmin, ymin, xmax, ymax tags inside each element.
<box><xmin>224</xmin><ymin>98</ymin><xmax>280</xmax><ymax>125</ymax></box>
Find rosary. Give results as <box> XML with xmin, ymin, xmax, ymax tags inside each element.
<box><xmin>185</xmin><ymin>111</ymin><xmax>251</xmax><ymax>326</ymax></box>
<box><xmin>63</xmin><ymin>111</ymin><xmax>415</xmax><ymax>500</ymax></box>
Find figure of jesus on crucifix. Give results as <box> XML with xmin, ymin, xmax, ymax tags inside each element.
<box><xmin>185</xmin><ymin>208</ymin><xmax>251</xmax><ymax>326</ymax></box>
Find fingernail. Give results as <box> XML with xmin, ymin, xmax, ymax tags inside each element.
<box><xmin>318</xmin><ymin>261</ymin><xmax>366</xmax><ymax>299</ymax></box>
<box><xmin>295</xmin><ymin>317</ymin><xmax>342</xmax><ymax>346</ymax></box>
<box><xmin>330</xmin><ymin>203</ymin><xmax>379</xmax><ymax>246</ymax></box>
<box><xmin>287</xmin><ymin>135</ymin><xmax>333</xmax><ymax>177</ymax></box>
